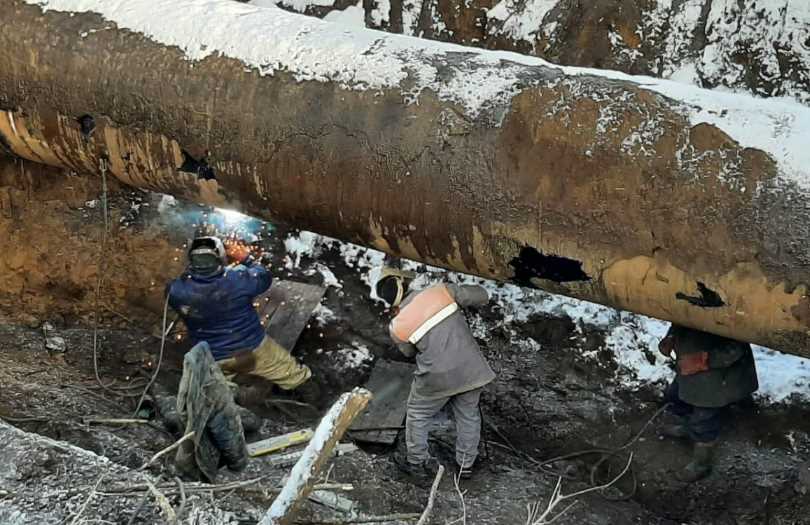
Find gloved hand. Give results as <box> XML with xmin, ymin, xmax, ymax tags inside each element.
<box><xmin>658</xmin><ymin>336</ymin><xmax>675</xmax><ymax>358</ymax></box>
<box><xmin>677</xmin><ymin>351</ymin><xmax>710</xmax><ymax>376</ymax></box>
<box><xmin>225</xmin><ymin>241</ymin><xmax>251</xmax><ymax>265</ymax></box>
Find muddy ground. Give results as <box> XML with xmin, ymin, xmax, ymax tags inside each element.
<box><xmin>0</xmin><ymin>164</ymin><xmax>809</xmax><ymax>524</ymax></box>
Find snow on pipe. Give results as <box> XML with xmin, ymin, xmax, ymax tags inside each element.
<box><xmin>2</xmin><ymin>0</ymin><xmax>810</xmax><ymax>358</ymax></box>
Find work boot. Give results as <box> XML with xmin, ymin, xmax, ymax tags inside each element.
<box><xmin>393</xmin><ymin>453</ymin><xmax>439</xmax><ymax>484</ymax></box>
<box><xmin>292</xmin><ymin>379</ymin><xmax>322</xmax><ymax>408</ymax></box>
<box><xmin>456</xmin><ymin>462</ymin><xmax>475</xmax><ymax>480</ymax></box>
<box><xmin>236</xmin><ymin>406</ymin><xmax>262</xmax><ymax>435</ymax></box>
<box><xmin>235</xmin><ymin>384</ymin><xmax>271</xmax><ymax>407</ymax></box>
<box><xmin>677</xmin><ymin>441</ymin><xmax>716</xmax><ymax>483</ymax></box>
<box><xmin>153</xmin><ymin>395</ymin><xmax>184</xmax><ymax>435</ymax></box>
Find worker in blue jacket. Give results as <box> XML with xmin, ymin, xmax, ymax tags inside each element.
<box><xmin>167</xmin><ymin>236</ymin><xmax>317</xmax><ymax>404</ymax></box>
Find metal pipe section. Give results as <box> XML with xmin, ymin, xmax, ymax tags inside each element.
<box><xmin>1</xmin><ymin>0</ymin><xmax>810</xmax><ymax>356</ymax></box>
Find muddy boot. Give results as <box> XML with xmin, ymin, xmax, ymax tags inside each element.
<box><xmin>153</xmin><ymin>395</ymin><xmax>183</xmax><ymax>435</ymax></box>
<box><xmin>237</xmin><ymin>406</ymin><xmax>262</xmax><ymax>435</ymax></box>
<box><xmin>677</xmin><ymin>441</ymin><xmax>716</xmax><ymax>482</ymax></box>
<box><xmin>456</xmin><ymin>462</ymin><xmax>475</xmax><ymax>480</ymax></box>
<box><xmin>235</xmin><ymin>384</ymin><xmax>271</xmax><ymax>407</ymax></box>
<box><xmin>392</xmin><ymin>453</ymin><xmax>439</xmax><ymax>485</ymax></box>
<box><xmin>293</xmin><ymin>379</ymin><xmax>322</xmax><ymax>408</ymax></box>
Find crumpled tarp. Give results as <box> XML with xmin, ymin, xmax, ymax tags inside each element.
<box><xmin>175</xmin><ymin>342</ymin><xmax>248</xmax><ymax>482</ymax></box>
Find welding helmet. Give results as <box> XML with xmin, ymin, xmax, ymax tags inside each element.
<box><xmin>188</xmin><ymin>236</ymin><xmax>227</xmax><ymax>275</ymax></box>
<box><xmin>374</xmin><ymin>267</ymin><xmax>417</xmax><ymax>307</ymax></box>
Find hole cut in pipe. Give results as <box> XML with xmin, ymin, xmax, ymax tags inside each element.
<box><xmin>179</xmin><ymin>150</ymin><xmax>216</xmax><ymax>180</ymax></box>
<box><xmin>676</xmin><ymin>282</ymin><xmax>725</xmax><ymax>308</ymax></box>
<box><xmin>509</xmin><ymin>246</ymin><xmax>590</xmax><ymax>286</ymax></box>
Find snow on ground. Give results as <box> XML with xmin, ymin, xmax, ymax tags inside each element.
<box><xmin>333</xmin><ymin>341</ymin><xmax>374</xmax><ymax>372</ymax></box>
<box><xmin>284</xmin><ymin>231</ymin><xmax>810</xmax><ymax>404</ymax></box>
<box><xmin>698</xmin><ymin>0</ymin><xmax>810</xmax><ymax>104</ymax></box>
<box><xmin>487</xmin><ymin>0</ymin><xmax>559</xmax><ymax>43</ymax></box>
<box><xmin>250</xmin><ymin>0</ymin><xmax>334</xmax><ymax>14</ymax></box>
<box><xmin>323</xmin><ymin>2</ymin><xmax>365</xmax><ymax>27</ymax></box>
<box><xmin>28</xmin><ymin>0</ymin><xmax>810</xmax><ymax>190</ymax></box>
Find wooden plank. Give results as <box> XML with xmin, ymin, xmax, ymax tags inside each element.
<box><xmin>260</xmin><ymin>443</ymin><xmax>359</xmax><ymax>469</ymax></box>
<box><xmin>259</xmin><ymin>388</ymin><xmax>372</xmax><ymax>525</ymax></box>
<box><xmin>247</xmin><ymin>429</ymin><xmax>314</xmax><ymax>458</ymax></box>
<box><xmin>349</xmin><ymin>359</ymin><xmax>415</xmax><ymax>444</ymax></box>
<box><xmin>254</xmin><ymin>281</ymin><xmax>326</xmax><ymax>351</ymax></box>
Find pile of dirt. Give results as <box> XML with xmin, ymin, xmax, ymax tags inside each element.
<box><xmin>0</xmin><ymin>156</ymin><xmax>186</xmax><ymax>330</ymax></box>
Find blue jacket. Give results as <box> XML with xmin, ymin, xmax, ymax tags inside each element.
<box><xmin>167</xmin><ymin>261</ymin><xmax>272</xmax><ymax>361</ymax></box>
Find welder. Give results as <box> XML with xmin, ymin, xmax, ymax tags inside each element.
<box><xmin>166</xmin><ymin>236</ymin><xmax>319</xmax><ymax>405</ymax></box>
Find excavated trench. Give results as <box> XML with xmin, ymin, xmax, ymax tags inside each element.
<box><xmin>1</xmin><ymin>156</ymin><xmax>809</xmax><ymax>524</ymax></box>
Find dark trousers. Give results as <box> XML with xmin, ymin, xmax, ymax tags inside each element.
<box><xmin>664</xmin><ymin>378</ymin><xmax>721</xmax><ymax>442</ymax></box>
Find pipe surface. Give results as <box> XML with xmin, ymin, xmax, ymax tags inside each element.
<box><xmin>1</xmin><ymin>0</ymin><xmax>810</xmax><ymax>357</ymax></box>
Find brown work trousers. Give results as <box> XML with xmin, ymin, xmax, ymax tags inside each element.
<box><xmin>217</xmin><ymin>336</ymin><xmax>311</xmax><ymax>390</ymax></box>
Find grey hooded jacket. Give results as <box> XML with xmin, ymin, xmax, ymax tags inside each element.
<box><xmin>391</xmin><ymin>284</ymin><xmax>495</xmax><ymax>400</ymax></box>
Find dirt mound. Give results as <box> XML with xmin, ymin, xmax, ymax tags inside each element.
<box><xmin>0</xmin><ymin>156</ymin><xmax>191</xmax><ymax>329</ymax></box>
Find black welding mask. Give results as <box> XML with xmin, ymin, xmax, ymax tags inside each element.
<box><xmin>188</xmin><ymin>236</ymin><xmax>227</xmax><ymax>275</ymax></box>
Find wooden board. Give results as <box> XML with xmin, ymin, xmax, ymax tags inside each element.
<box><xmin>255</xmin><ymin>281</ymin><xmax>326</xmax><ymax>351</ymax></box>
<box><xmin>349</xmin><ymin>359</ymin><xmax>415</xmax><ymax>444</ymax></box>
<box><xmin>247</xmin><ymin>429</ymin><xmax>314</xmax><ymax>458</ymax></box>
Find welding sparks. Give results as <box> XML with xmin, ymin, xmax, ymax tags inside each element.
<box><xmin>216</xmin><ymin>207</ymin><xmax>250</xmax><ymax>226</ymax></box>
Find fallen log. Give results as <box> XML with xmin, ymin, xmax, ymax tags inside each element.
<box><xmin>1</xmin><ymin>0</ymin><xmax>810</xmax><ymax>357</ymax></box>
<box><xmin>260</xmin><ymin>388</ymin><xmax>372</xmax><ymax>525</ymax></box>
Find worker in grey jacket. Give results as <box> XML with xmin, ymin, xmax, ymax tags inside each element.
<box><xmin>658</xmin><ymin>324</ymin><xmax>758</xmax><ymax>482</ymax></box>
<box><xmin>375</xmin><ymin>272</ymin><xmax>495</xmax><ymax>481</ymax></box>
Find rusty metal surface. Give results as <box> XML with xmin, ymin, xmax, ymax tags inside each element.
<box><xmin>1</xmin><ymin>0</ymin><xmax>809</xmax><ymax>357</ymax></box>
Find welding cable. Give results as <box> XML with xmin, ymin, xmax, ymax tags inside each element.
<box><xmin>132</xmin><ymin>293</ymin><xmax>170</xmax><ymax>416</ymax></box>
<box><xmin>91</xmin><ymin>157</ymin><xmax>118</xmax><ymax>395</ymax></box>
<box><xmin>536</xmin><ymin>403</ymin><xmax>671</xmax><ymax>501</ymax></box>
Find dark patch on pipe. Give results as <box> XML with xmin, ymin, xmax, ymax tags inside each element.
<box><xmin>179</xmin><ymin>150</ymin><xmax>216</xmax><ymax>180</ymax></box>
<box><xmin>509</xmin><ymin>246</ymin><xmax>591</xmax><ymax>286</ymax></box>
<box><xmin>77</xmin><ymin>114</ymin><xmax>95</xmax><ymax>137</ymax></box>
<box><xmin>675</xmin><ymin>282</ymin><xmax>725</xmax><ymax>308</ymax></box>
<box><xmin>790</xmin><ymin>296</ymin><xmax>810</xmax><ymax>327</ymax></box>
<box><xmin>0</xmin><ymin>131</ymin><xmax>14</xmax><ymax>157</ymax></box>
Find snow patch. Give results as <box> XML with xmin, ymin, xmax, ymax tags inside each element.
<box><xmin>323</xmin><ymin>1</ymin><xmax>365</xmax><ymax>27</ymax></box>
<box><xmin>334</xmin><ymin>342</ymin><xmax>374</xmax><ymax>371</ymax></box>
<box><xmin>283</xmin><ymin>231</ymin><xmax>321</xmax><ymax>269</ymax></box>
<box><xmin>488</xmin><ymin>0</ymin><xmax>559</xmax><ymax>43</ymax></box>
<box><xmin>250</xmin><ymin>0</ymin><xmax>335</xmax><ymax>14</ymax></box>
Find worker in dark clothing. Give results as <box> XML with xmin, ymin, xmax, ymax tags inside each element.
<box><xmin>167</xmin><ymin>236</ymin><xmax>318</xmax><ymax>404</ymax></box>
<box><xmin>658</xmin><ymin>324</ymin><xmax>759</xmax><ymax>482</ymax></box>
<box><xmin>375</xmin><ymin>271</ymin><xmax>495</xmax><ymax>481</ymax></box>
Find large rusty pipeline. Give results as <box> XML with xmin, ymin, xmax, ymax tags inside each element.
<box><xmin>1</xmin><ymin>0</ymin><xmax>810</xmax><ymax>357</ymax></box>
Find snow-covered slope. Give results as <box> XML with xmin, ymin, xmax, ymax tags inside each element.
<box><xmin>26</xmin><ymin>0</ymin><xmax>810</xmax><ymax>192</ymax></box>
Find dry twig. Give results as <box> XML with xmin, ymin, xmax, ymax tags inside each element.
<box><xmin>145</xmin><ymin>478</ymin><xmax>178</xmax><ymax>524</ymax></box>
<box><xmin>293</xmin><ymin>514</ymin><xmax>421</xmax><ymax>524</ymax></box>
<box><xmin>526</xmin><ymin>453</ymin><xmax>634</xmax><ymax>525</ymax></box>
<box><xmin>140</xmin><ymin>431</ymin><xmax>195</xmax><ymax>469</ymax></box>
<box><xmin>446</xmin><ymin>467</ymin><xmax>467</xmax><ymax>525</ymax></box>
<box><xmin>416</xmin><ymin>464</ymin><xmax>445</xmax><ymax>525</ymax></box>
<box><xmin>83</xmin><ymin>418</ymin><xmax>151</xmax><ymax>426</ymax></box>
<box><xmin>68</xmin><ymin>473</ymin><xmax>106</xmax><ymax>525</ymax></box>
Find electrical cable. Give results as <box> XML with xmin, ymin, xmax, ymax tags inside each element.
<box><xmin>132</xmin><ymin>293</ymin><xmax>170</xmax><ymax>416</ymax></box>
